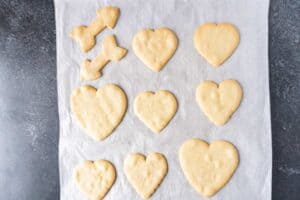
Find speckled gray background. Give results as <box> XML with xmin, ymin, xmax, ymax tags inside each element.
<box><xmin>0</xmin><ymin>0</ymin><xmax>299</xmax><ymax>200</ymax></box>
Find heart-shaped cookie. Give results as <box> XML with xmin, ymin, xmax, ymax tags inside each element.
<box><xmin>124</xmin><ymin>153</ymin><xmax>168</xmax><ymax>199</ymax></box>
<box><xmin>179</xmin><ymin>139</ymin><xmax>239</xmax><ymax>197</ymax></box>
<box><xmin>194</xmin><ymin>23</ymin><xmax>240</xmax><ymax>67</ymax></box>
<box><xmin>196</xmin><ymin>80</ymin><xmax>242</xmax><ymax>125</ymax></box>
<box><xmin>70</xmin><ymin>84</ymin><xmax>127</xmax><ymax>140</ymax></box>
<box><xmin>74</xmin><ymin>160</ymin><xmax>116</xmax><ymax>200</ymax></box>
<box><xmin>132</xmin><ymin>28</ymin><xmax>178</xmax><ymax>72</ymax></box>
<box><xmin>134</xmin><ymin>90</ymin><xmax>177</xmax><ymax>133</ymax></box>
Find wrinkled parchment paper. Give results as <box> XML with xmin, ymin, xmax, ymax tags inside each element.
<box><xmin>55</xmin><ymin>0</ymin><xmax>271</xmax><ymax>199</ymax></box>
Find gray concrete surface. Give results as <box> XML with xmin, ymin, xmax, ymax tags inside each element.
<box><xmin>0</xmin><ymin>0</ymin><xmax>299</xmax><ymax>199</ymax></box>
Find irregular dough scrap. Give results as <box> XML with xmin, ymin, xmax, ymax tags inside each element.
<box><xmin>124</xmin><ymin>153</ymin><xmax>168</xmax><ymax>199</ymax></box>
<box><xmin>70</xmin><ymin>84</ymin><xmax>127</xmax><ymax>141</ymax></box>
<box><xmin>74</xmin><ymin>160</ymin><xmax>116</xmax><ymax>200</ymax></box>
<box><xmin>179</xmin><ymin>139</ymin><xmax>239</xmax><ymax>197</ymax></box>
<box><xmin>194</xmin><ymin>23</ymin><xmax>240</xmax><ymax>67</ymax></box>
<box><xmin>196</xmin><ymin>80</ymin><xmax>243</xmax><ymax>125</ymax></box>
<box><xmin>81</xmin><ymin>35</ymin><xmax>127</xmax><ymax>81</ymax></box>
<box><xmin>134</xmin><ymin>90</ymin><xmax>177</xmax><ymax>133</ymax></box>
<box><xmin>70</xmin><ymin>6</ymin><xmax>120</xmax><ymax>52</ymax></box>
<box><xmin>132</xmin><ymin>28</ymin><xmax>178</xmax><ymax>72</ymax></box>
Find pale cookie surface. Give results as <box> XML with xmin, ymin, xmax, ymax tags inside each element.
<box><xmin>132</xmin><ymin>28</ymin><xmax>178</xmax><ymax>72</ymax></box>
<box><xmin>179</xmin><ymin>139</ymin><xmax>239</xmax><ymax>197</ymax></box>
<box><xmin>124</xmin><ymin>153</ymin><xmax>168</xmax><ymax>199</ymax></box>
<box><xmin>134</xmin><ymin>90</ymin><xmax>177</xmax><ymax>133</ymax></box>
<box><xmin>194</xmin><ymin>23</ymin><xmax>240</xmax><ymax>67</ymax></box>
<box><xmin>74</xmin><ymin>160</ymin><xmax>116</xmax><ymax>200</ymax></box>
<box><xmin>70</xmin><ymin>84</ymin><xmax>127</xmax><ymax>140</ymax></box>
<box><xmin>196</xmin><ymin>80</ymin><xmax>243</xmax><ymax>125</ymax></box>
<box><xmin>70</xmin><ymin>6</ymin><xmax>119</xmax><ymax>52</ymax></box>
<box><xmin>81</xmin><ymin>35</ymin><xmax>127</xmax><ymax>80</ymax></box>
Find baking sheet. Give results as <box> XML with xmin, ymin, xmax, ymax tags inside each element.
<box><xmin>54</xmin><ymin>0</ymin><xmax>272</xmax><ymax>199</ymax></box>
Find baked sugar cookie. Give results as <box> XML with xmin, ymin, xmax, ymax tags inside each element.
<box><xmin>134</xmin><ymin>90</ymin><xmax>177</xmax><ymax>133</ymax></box>
<box><xmin>70</xmin><ymin>84</ymin><xmax>127</xmax><ymax>140</ymax></box>
<box><xmin>124</xmin><ymin>153</ymin><xmax>168</xmax><ymax>199</ymax></box>
<box><xmin>194</xmin><ymin>23</ymin><xmax>240</xmax><ymax>67</ymax></box>
<box><xmin>179</xmin><ymin>139</ymin><xmax>239</xmax><ymax>197</ymax></box>
<box><xmin>70</xmin><ymin>6</ymin><xmax>120</xmax><ymax>52</ymax></box>
<box><xmin>196</xmin><ymin>80</ymin><xmax>242</xmax><ymax>125</ymax></box>
<box><xmin>132</xmin><ymin>28</ymin><xmax>178</xmax><ymax>72</ymax></box>
<box><xmin>80</xmin><ymin>35</ymin><xmax>127</xmax><ymax>81</ymax></box>
<box><xmin>74</xmin><ymin>160</ymin><xmax>116</xmax><ymax>200</ymax></box>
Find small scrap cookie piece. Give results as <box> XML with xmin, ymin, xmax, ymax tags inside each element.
<box><xmin>70</xmin><ymin>6</ymin><xmax>120</xmax><ymax>52</ymax></box>
<box><xmin>80</xmin><ymin>35</ymin><xmax>127</xmax><ymax>81</ymax></box>
<box><xmin>179</xmin><ymin>139</ymin><xmax>239</xmax><ymax>197</ymax></box>
<box><xmin>74</xmin><ymin>160</ymin><xmax>116</xmax><ymax>200</ymax></box>
<box><xmin>196</xmin><ymin>80</ymin><xmax>243</xmax><ymax>125</ymax></box>
<box><xmin>124</xmin><ymin>153</ymin><xmax>168</xmax><ymax>199</ymax></box>
<box><xmin>134</xmin><ymin>90</ymin><xmax>177</xmax><ymax>133</ymax></box>
<box><xmin>194</xmin><ymin>23</ymin><xmax>240</xmax><ymax>67</ymax></box>
<box><xmin>70</xmin><ymin>84</ymin><xmax>127</xmax><ymax>141</ymax></box>
<box><xmin>132</xmin><ymin>28</ymin><xmax>178</xmax><ymax>72</ymax></box>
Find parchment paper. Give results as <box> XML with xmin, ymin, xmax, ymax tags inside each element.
<box><xmin>54</xmin><ymin>0</ymin><xmax>272</xmax><ymax>199</ymax></box>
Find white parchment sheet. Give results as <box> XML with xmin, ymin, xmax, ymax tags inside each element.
<box><xmin>54</xmin><ymin>0</ymin><xmax>272</xmax><ymax>199</ymax></box>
